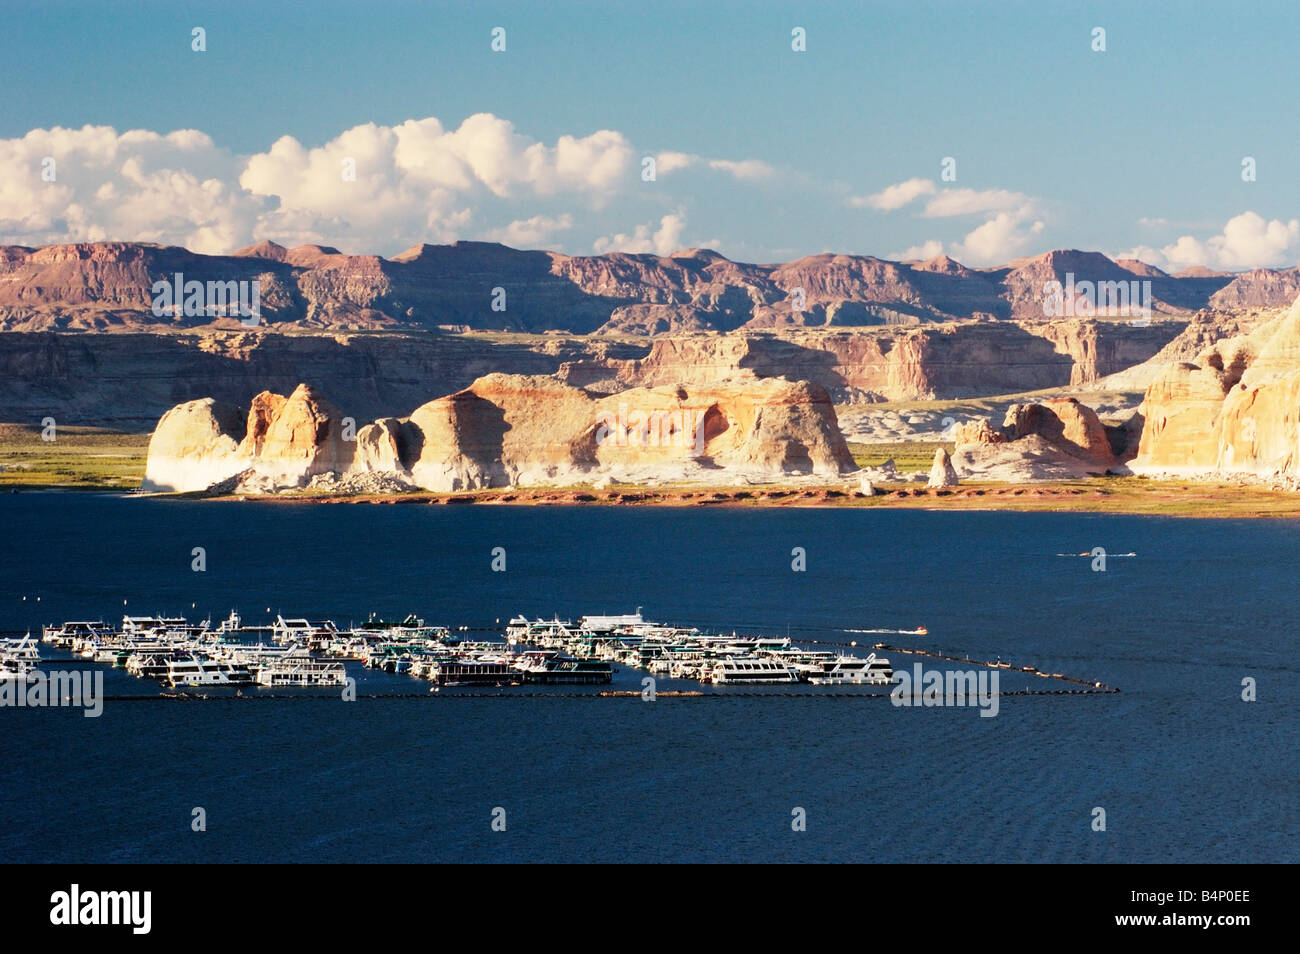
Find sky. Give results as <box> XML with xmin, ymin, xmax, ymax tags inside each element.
<box><xmin>3</xmin><ymin>0</ymin><xmax>1299</xmax><ymax>269</ymax></box>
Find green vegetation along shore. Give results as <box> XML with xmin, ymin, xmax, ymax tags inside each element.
<box><xmin>0</xmin><ymin>423</ymin><xmax>149</xmax><ymax>489</ymax></box>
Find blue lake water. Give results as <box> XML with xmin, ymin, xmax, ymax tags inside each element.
<box><xmin>0</xmin><ymin>492</ymin><xmax>1295</xmax><ymax>863</ymax></box>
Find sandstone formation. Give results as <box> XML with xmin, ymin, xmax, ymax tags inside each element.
<box><xmin>927</xmin><ymin>448</ymin><xmax>959</xmax><ymax>488</ymax></box>
<box><xmin>349</xmin><ymin>418</ymin><xmax>409</xmax><ymax>475</ymax></box>
<box><xmin>0</xmin><ymin>329</ymin><xmax>587</xmax><ymax>428</ymax></box>
<box><xmin>406</xmin><ymin>373</ymin><xmax>854</xmax><ymax>491</ymax></box>
<box><xmin>7</xmin><ymin>240</ymin><xmax>1293</xmax><ymax>468</ymax></box>
<box><xmin>407</xmin><ymin>374</ymin><xmax>600</xmax><ymax>491</ymax></box>
<box><xmin>4</xmin><ymin>241</ymin><xmax>1292</xmax><ymax>335</ymax></box>
<box><xmin>141</xmin><ymin>373</ymin><xmax>855</xmax><ymax>494</ymax></box>
<box><xmin>1134</xmin><ymin>294</ymin><xmax>1300</xmax><ymax>482</ymax></box>
<box><xmin>1209</xmin><ymin>266</ymin><xmax>1300</xmax><ymax>311</ymax></box>
<box><xmin>568</xmin><ymin>319</ymin><xmax>1183</xmax><ymax>403</ymax></box>
<box><xmin>142</xmin><ymin>384</ymin><xmax>356</xmax><ymax>492</ymax></box>
<box><xmin>1002</xmin><ymin>399</ymin><xmax>1116</xmax><ymax>462</ymax></box>
<box><xmin>0</xmin><ymin>318</ymin><xmax>1186</xmax><ymax>429</ymax></box>
<box><xmin>950</xmin><ymin>418</ymin><xmax>1006</xmax><ymax>445</ymax></box>
<box><xmin>950</xmin><ymin>398</ymin><xmax>1121</xmax><ymax>481</ymax></box>
<box><xmin>140</xmin><ymin>398</ymin><xmax>246</xmax><ymax>494</ymax></box>
<box><xmin>237</xmin><ymin>384</ymin><xmax>353</xmax><ymax>487</ymax></box>
<box><xmin>1081</xmin><ymin>307</ymin><xmax>1275</xmax><ymax>395</ymax></box>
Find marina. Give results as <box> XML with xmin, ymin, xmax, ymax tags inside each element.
<box><xmin>22</xmin><ymin>608</ymin><xmax>919</xmax><ymax>694</ymax></box>
<box><xmin>501</xmin><ymin>611</ymin><xmax>897</xmax><ymax>685</ymax></box>
<box><xmin>5</xmin><ymin>602</ymin><xmax>1128</xmax><ymax>701</ymax></box>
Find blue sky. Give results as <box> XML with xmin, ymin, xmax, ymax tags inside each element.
<box><xmin>3</xmin><ymin>0</ymin><xmax>1299</xmax><ymax>268</ymax></box>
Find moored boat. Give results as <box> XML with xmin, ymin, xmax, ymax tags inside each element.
<box><xmin>254</xmin><ymin>652</ymin><xmax>347</xmax><ymax>687</ymax></box>
<box><xmin>711</xmin><ymin>656</ymin><xmax>796</xmax><ymax>685</ymax></box>
<box><xmin>165</xmin><ymin>656</ymin><xmax>253</xmax><ymax>687</ymax></box>
<box><xmin>801</xmin><ymin>653</ymin><xmax>893</xmax><ymax>685</ymax></box>
<box><xmin>514</xmin><ymin>651</ymin><xmax>612</xmax><ymax>685</ymax></box>
<box><xmin>429</xmin><ymin>659</ymin><xmax>515</xmax><ymax>686</ymax></box>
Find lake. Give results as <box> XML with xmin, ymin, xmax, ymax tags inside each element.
<box><xmin>0</xmin><ymin>493</ymin><xmax>1294</xmax><ymax>863</ymax></box>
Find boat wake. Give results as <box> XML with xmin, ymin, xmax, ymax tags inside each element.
<box><xmin>1055</xmin><ymin>552</ymin><xmax>1137</xmax><ymax>557</ymax></box>
<box><xmin>843</xmin><ymin>627</ymin><xmax>928</xmax><ymax>636</ymax></box>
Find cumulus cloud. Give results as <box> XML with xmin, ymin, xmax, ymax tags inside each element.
<box><xmin>391</xmin><ymin>114</ymin><xmax>633</xmax><ymax>197</ymax></box>
<box><xmin>1112</xmin><ymin>244</ymin><xmax>1165</xmax><ymax>265</ymax></box>
<box><xmin>593</xmin><ymin>212</ymin><xmax>688</xmax><ymax>256</ymax></box>
<box><xmin>240</xmin><ymin>124</ymin><xmax>453</xmax><ymax>247</ymax></box>
<box><xmin>853</xmin><ymin>177</ymin><xmax>1047</xmax><ymax>265</ymax></box>
<box><xmin>1116</xmin><ymin>212</ymin><xmax>1300</xmax><ymax>271</ymax></box>
<box><xmin>654</xmin><ymin>151</ymin><xmax>696</xmax><ymax>176</ymax></box>
<box><xmin>891</xmin><ymin>239</ymin><xmax>945</xmax><ymax>261</ymax></box>
<box><xmin>1171</xmin><ymin>212</ymin><xmax>1298</xmax><ymax>270</ymax></box>
<box><xmin>483</xmin><ymin>213</ymin><xmax>574</xmax><ymax>248</ymax></box>
<box><xmin>1</xmin><ymin>116</ymin><xmax>773</xmax><ymax>257</ymax></box>
<box><xmin>239</xmin><ymin>114</ymin><xmax>638</xmax><ymax>247</ymax></box>
<box><xmin>0</xmin><ymin>124</ymin><xmax>261</xmax><ymax>253</ymax></box>
<box><xmin>851</xmin><ymin>177</ymin><xmax>936</xmax><ymax>210</ymax></box>
<box><xmin>0</xmin><ymin>115</ymin><xmax>787</xmax><ymax>256</ymax></box>
<box><xmin>950</xmin><ymin>213</ymin><xmax>1045</xmax><ymax>266</ymax></box>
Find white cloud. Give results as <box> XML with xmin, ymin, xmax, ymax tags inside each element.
<box><xmin>648</xmin><ymin>152</ymin><xmax>775</xmax><ymax>181</ymax></box>
<box><xmin>593</xmin><ymin>212</ymin><xmax>688</xmax><ymax>256</ymax></box>
<box><xmin>483</xmin><ymin>213</ymin><xmax>574</xmax><ymax>248</ymax></box>
<box><xmin>1111</xmin><ymin>244</ymin><xmax>1165</xmax><ymax>265</ymax></box>
<box><xmin>389</xmin><ymin>113</ymin><xmax>634</xmax><ymax>197</ymax></box>
<box><xmin>950</xmin><ymin>212</ymin><xmax>1045</xmax><ymax>265</ymax></box>
<box><xmin>922</xmin><ymin>188</ymin><xmax>1032</xmax><ymax>219</ymax></box>
<box><xmin>239</xmin><ymin>114</ymin><xmax>636</xmax><ymax>247</ymax></box>
<box><xmin>851</xmin><ymin>177</ymin><xmax>935</xmax><ymax>211</ymax></box>
<box><xmin>851</xmin><ymin>179</ymin><xmax>1047</xmax><ymax>264</ymax></box>
<box><xmin>1198</xmin><ymin>211</ymin><xmax>1297</xmax><ymax>269</ymax></box>
<box><xmin>654</xmin><ymin>151</ymin><xmax>696</xmax><ymax>175</ymax></box>
<box><xmin>0</xmin><ymin>124</ymin><xmax>261</xmax><ymax>253</ymax></box>
<box><xmin>706</xmin><ymin>158</ymin><xmax>775</xmax><ymax>181</ymax></box>
<box><xmin>891</xmin><ymin>239</ymin><xmax>945</xmax><ymax>261</ymax></box>
<box><xmin>0</xmin><ymin>116</ymin><xmax>784</xmax><ymax>256</ymax></box>
<box><xmin>1117</xmin><ymin>212</ymin><xmax>1300</xmax><ymax>271</ymax></box>
<box><xmin>1158</xmin><ymin>236</ymin><xmax>1216</xmax><ymax>271</ymax></box>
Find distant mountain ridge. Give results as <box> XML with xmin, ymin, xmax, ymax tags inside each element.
<box><xmin>0</xmin><ymin>240</ymin><xmax>1294</xmax><ymax>334</ymax></box>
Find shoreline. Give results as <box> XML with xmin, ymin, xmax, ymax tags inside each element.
<box><xmin>8</xmin><ymin>422</ymin><xmax>1300</xmax><ymax>517</ymax></box>
<box><xmin>118</xmin><ymin>478</ymin><xmax>1300</xmax><ymax>518</ymax></box>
